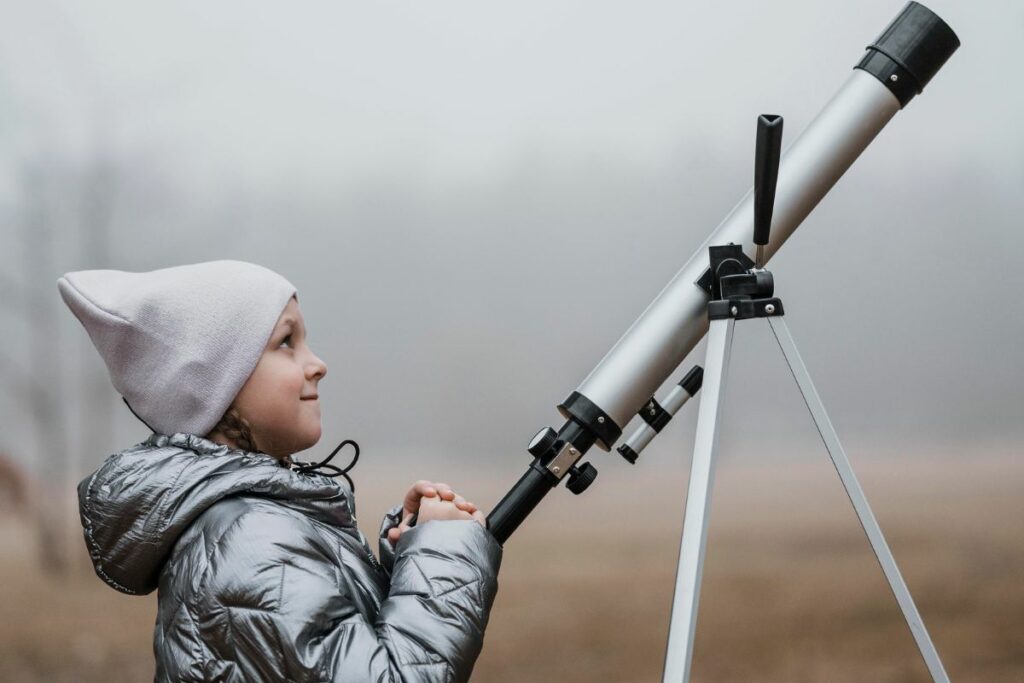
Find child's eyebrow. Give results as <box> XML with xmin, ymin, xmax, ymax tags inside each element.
<box><xmin>278</xmin><ymin>316</ymin><xmax>308</xmax><ymax>335</ymax></box>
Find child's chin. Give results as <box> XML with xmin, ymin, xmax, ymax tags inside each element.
<box><xmin>274</xmin><ymin>425</ymin><xmax>322</xmax><ymax>457</ymax></box>
<box><xmin>301</xmin><ymin>422</ymin><xmax>323</xmax><ymax>448</ymax></box>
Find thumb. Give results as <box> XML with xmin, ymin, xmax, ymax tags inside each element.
<box><xmin>398</xmin><ymin>511</ymin><xmax>415</xmax><ymax>532</ymax></box>
<box><xmin>388</xmin><ymin>512</ymin><xmax>415</xmax><ymax>544</ymax></box>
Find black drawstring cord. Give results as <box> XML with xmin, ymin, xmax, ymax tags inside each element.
<box><xmin>292</xmin><ymin>439</ymin><xmax>360</xmax><ymax>492</ymax></box>
<box><xmin>125</xmin><ymin>395</ymin><xmax>360</xmax><ymax>491</ymax></box>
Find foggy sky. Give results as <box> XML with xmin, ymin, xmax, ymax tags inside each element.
<box><xmin>1</xmin><ymin>0</ymin><xmax>1022</xmax><ymax>479</ymax></box>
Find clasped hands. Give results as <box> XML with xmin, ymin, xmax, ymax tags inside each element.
<box><xmin>387</xmin><ymin>480</ymin><xmax>486</xmax><ymax>544</ymax></box>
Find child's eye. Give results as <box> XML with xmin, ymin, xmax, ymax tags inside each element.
<box><xmin>280</xmin><ymin>334</ymin><xmax>293</xmax><ymax>348</ymax></box>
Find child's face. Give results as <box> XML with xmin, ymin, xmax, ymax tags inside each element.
<box><xmin>232</xmin><ymin>295</ymin><xmax>328</xmax><ymax>457</ymax></box>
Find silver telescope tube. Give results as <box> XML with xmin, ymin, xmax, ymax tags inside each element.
<box><xmin>572</xmin><ymin>69</ymin><xmax>901</xmax><ymax>444</ymax></box>
<box><xmin>488</xmin><ymin>1</ymin><xmax>958</xmax><ymax>544</ymax></box>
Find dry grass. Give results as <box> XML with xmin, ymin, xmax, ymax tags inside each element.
<box><xmin>2</xmin><ymin>455</ymin><xmax>1021</xmax><ymax>682</ymax></box>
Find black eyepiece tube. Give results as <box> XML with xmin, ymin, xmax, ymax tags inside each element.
<box><xmin>855</xmin><ymin>1</ymin><xmax>959</xmax><ymax>108</ymax></box>
<box><xmin>487</xmin><ymin>419</ymin><xmax>597</xmax><ymax>544</ymax></box>
<box><xmin>753</xmin><ymin>114</ymin><xmax>784</xmax><ymax>249</ymax></box>
<box><xmin>486</xmin><ymin>463</ymin><xmax>554</xmax><ymax>543</ymax></box>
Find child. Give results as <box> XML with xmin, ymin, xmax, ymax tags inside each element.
<box><xmin>59</xmin><ymin>259</ymin><xmax>502</xmax><ymax>682</ymax></box>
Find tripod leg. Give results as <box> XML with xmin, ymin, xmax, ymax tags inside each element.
<box><xmin>766</xmin><ymin>317</ymin><xmax>950</xmax><ymax>683</ymax></box>
<box><xmin>662</xmin><ymin>318</ymin><xmax>736</xmax><ymax>683</ymax></box>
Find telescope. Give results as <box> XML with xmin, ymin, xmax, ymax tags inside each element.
<box><xmin>486</xmin><ymin>1</ymin><xmax>959</xmax><ymax>543</ymax></box>
<box><xmin>484</xmin><ymin>3</ymin><xmax>959</xmax><ymax>680</ymax></box>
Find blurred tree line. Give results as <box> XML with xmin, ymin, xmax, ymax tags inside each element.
<box><xmin>1</xmin><ymin>131</ymin><xmax>118</xmax><ymax>574</ymax></box>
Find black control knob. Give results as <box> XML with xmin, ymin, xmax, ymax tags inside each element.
<box><xmin>566</xmin><ymin>462</ymin><xmax>598</xmax><ymax>495</ymax></box>
<box><xmin>527</xmin><ymin>427</ymin><xmax>558</xmax><ymax>458</ymax></box>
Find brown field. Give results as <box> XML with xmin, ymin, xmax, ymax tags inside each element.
<box><xmin>2</xmin><ymin>454</ymin><xmax>1021</xmax><ymax>682</ymax></box>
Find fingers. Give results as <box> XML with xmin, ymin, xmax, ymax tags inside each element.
<box><xmin>414</xmin><ymin>480</ymin><xmax>438</xmax><ymax>497</ymax></box>
<box><xmin>433</xmin><ymin>482</ymin><xmax>456</xmax><ymax>502</ymax></box>
<box><xmin>404</xmin><ymin>480</ymin><xmax>456</xmax><ymax>511</ymax></box>
<box><xmin>403</xmin><ymin>480</ymin><xmax>437</xmax><ymax>516</ymax></box>
<box><xmin>433</xmin><ymin>484</ymin><xmax>475</xmax><ymax>513</ymax></box>
<box><xmin>397</xmin><ymin>482</ymin><xmax>481</xmax><ymax>536</ymax></box>
<box><xmin>403</xmin><ymin>480</ymin><xmax>462</xmax><ymax>515</ymax></box>
<box><xmin>394</xmin><ymin>497</ymin><xmax>487</xmax><ymax>534</ymax></box>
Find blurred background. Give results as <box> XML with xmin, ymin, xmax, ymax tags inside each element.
<box><xmin>1</xmin><ymin>0</ymin><xmax>1021</xmax><ymax>681</ymax></box>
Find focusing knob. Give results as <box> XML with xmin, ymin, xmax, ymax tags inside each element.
<box><xmin>527</xmin><ymin>427</ymin><xmax>558</xmax><ymax>458</ymax></box>
<box><xmin>566</xmin><ymin>462</ymin><xmax>598</xmax><ymax>495</ymax></box>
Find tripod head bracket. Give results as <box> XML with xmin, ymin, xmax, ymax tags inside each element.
<box><xmin>708</xmin><ymin>297</ymin><xmax>784</xmax><ymax>320</ymax></box>
<box><xmin>702</xmin><ymin>244</ymin><xmax>784</xmax><ymax>320</ymax></box>
<box><xmin>695</xmin><ymin>244</ymin><xmax>755</xmax><ymax>296</ymax></box>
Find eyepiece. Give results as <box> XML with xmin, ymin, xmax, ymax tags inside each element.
<box><xmin>855</xmin><ymin>1</ymin><xmax>960</xmax><ymax>108</ymax></box>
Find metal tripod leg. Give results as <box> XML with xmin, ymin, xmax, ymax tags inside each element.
<box><xmin>662</xmin><ymin>317</ymin><xmax>735</xmax><ymax>683</ymax></box>
<box><xmin>767</xmin><ymin>316</ymin><xmax>950</xmax><ymax>683</ymax></box>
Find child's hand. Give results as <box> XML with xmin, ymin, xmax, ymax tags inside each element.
<box><xmin>417</xmin><ymin>495</ymin><xmax>487</xmax><ymax>528</ymax></box>
<box><xmin>387</xmin><ymin>480</ymin><xmax>482</xmax><ymax>543</ymax></box>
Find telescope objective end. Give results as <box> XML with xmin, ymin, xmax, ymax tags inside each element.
<box><xmin>855</xmin><ymin>1</ymin><xmax>960</xmax><ymax>108</ymax></box>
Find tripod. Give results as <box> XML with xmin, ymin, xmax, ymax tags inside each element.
<box><xmin>661</xmin><ymin>116</ymin><xmax>949</xmax><ymax>683</ymax></box>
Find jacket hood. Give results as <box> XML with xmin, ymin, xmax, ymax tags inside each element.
<box><xmin>78</xmin><ymin>432</ymin><xmax>355</xmax><ymax>595</ymax></box>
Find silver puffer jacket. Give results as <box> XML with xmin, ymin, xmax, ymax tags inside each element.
<box><xmin>77</xmin><ymin>432</ymin><xmax>502</xmax><ymax>682</ymax></box>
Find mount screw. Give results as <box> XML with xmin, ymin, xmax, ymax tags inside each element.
<box><xmin>731</xmin><ymin>306</ymin><xmax>738</xmax><ymax>316</ymax></box>
<box><xmin>597</xmin><ymin>416</ymin><xmax>605</xmax><ymax>424</ymax></box>
<box><xmin>890</xmin><ymin>74</ymin><xmax>898</xmax><ymax>82</ymax></box>
<box><xmin>765</xmin><ymin>303</ymin><xmax>776</xmax><ymax>314</ymax></box>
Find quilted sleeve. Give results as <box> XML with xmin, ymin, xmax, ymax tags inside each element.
<box><xmin>378</xmin><ymin>503</ymin><xmax>404</xmax><ymax>573</ymax></box>
<box><xmin>202</xmin><ymin>507</ymin><xmax>502</xmax><ymax>683</ymax></box>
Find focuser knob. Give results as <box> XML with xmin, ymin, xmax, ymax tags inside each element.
<box><xmin>527</xmin><ymin>427</ymin><xmax>558</xmax><ymax>458</ymax></box>
<box><xmin>566</xmin><ymin>462</ymin><xmax>598</xmax><ymax>495</ymax></box>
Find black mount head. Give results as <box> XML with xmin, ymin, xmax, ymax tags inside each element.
<box><xmin>701</xmin><ymin>114</ymin><xmax>787</xmax><ymax>322</ymax></box>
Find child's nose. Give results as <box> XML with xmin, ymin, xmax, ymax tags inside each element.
<box><xmin>309</xmin><ymin>356</ymin><xmax>327</xmax><ymax>380</ymax></box>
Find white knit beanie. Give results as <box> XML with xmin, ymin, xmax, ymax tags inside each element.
<box><xmin>57</xmin><ymin>260</ymin><xmax>297</xmax><ymax>437</ymax></box>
